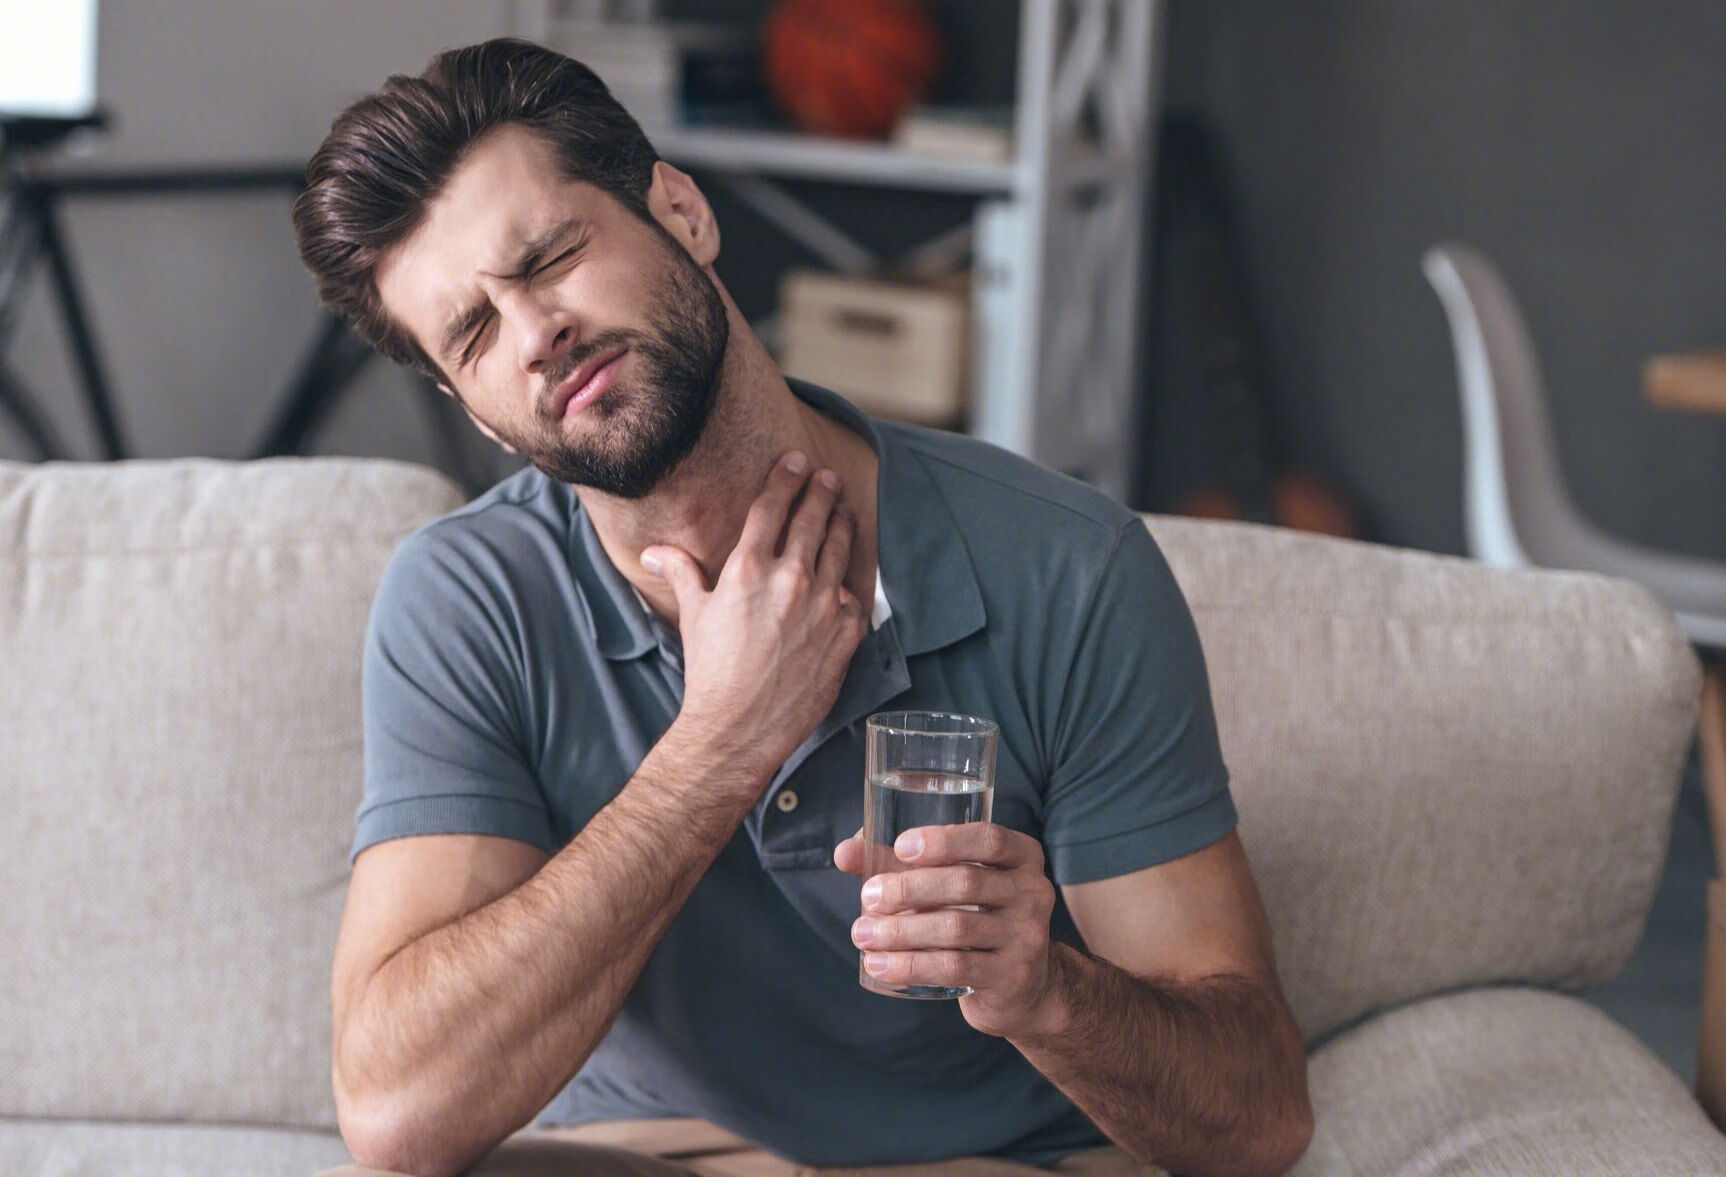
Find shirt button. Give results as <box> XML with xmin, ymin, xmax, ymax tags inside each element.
<box><xmin>775</xmin><ymin>790</ymin><xmax>799</xmax><ymax>813</ymax></box>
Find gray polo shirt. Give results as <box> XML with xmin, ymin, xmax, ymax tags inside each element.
<box><xmin>356</xmin><ymin>380</ymin><xmax>1235</xmax><ymax>1167</ymax></box>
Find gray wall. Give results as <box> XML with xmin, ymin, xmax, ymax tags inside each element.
<box><xmin>4</xmin><ymin>2</ymin><xmax>516</xmax><ymax>469</ymax></box>
<box><xmin>1163</xmin><ymin>1</ymin><xmax>1726</xmax><ymax>556</ymax></box>
<box><xmin>9</xmin><ymin>2</ymin><xmax>1725</xmax><ymax>561</ymax></box>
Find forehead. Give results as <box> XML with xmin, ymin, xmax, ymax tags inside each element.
<box><xmin>374</xmin><ymin>124</ymin><xmax>609</xmax><ymax>353</ymax></box>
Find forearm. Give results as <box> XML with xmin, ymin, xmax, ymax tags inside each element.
<box><xmin>1013</xmin><ymin>943</ymin><xmax>1313</xmax><ymax>1177</ymax></box>
<box><xmin>338</xmin><ymin>724</ymin><xmax>763</xmax><ymax>1174</ymax></box>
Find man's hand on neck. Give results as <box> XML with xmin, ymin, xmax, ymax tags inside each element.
<box><xmin>577</xmin><ymin>358</ymin><xmax>879</xmax><ymax>630</ymax></box>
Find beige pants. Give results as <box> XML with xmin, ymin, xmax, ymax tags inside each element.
<box><xmin>315</xmin><ymin>1116</ymin><xmax>1167</xmax><ymax>1176</ymax></box>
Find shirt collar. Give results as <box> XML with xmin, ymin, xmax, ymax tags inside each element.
<box><xmin>787</xmin><ymin>379</ymin><xmax>985</xmax><ymax>658</ymax></box>
<box><xmin>570</xmin><ymin>379</ymin><xmax>986</xmax><ymax>661</ymax></box>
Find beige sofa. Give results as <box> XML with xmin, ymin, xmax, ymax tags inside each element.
<box><xmin>3</xmin><ymin>457</ymin><xmax>1723</xmax><ymax>1175</ymax></box>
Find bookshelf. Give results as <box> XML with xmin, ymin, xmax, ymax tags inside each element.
<box><xmin>529</xmin><ymin>0</ymin><xmax>1162</xmax><ymax>500</ymax></box>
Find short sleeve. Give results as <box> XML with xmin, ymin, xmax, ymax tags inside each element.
<box><xmin>354</xmin><ymin>526</ymin><xmax>554</xmax><ymax>861</ymax></box>
<box><xmin>1041</xmin><ymin>519</ymin><xmax>1236</xmax><ymax>884</ymax></box>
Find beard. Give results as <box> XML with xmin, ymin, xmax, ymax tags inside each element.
<box><xmin>500</xmin><ymin>230</ymin><xmax>729</xmax><ymax>499</ymax></box>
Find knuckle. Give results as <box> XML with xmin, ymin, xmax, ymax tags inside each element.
<box><xmin>746</xmin><ymin>500</ymin><xmax>778</xmax><ymax>530</ymax></box>
<box><xmin>770</xmin><ymin>565</ymin><xmax>810</xmax><ymax>597</ymax></box>
<box><xmin>956</xmin><ymin>867</ymin><xmax>986</xmax><ymax>904</ymax></box>
<box><xmin>735</xmin><ymin>548</ymin><xmax>769</xmax><ymax>580</ymax></box>
<box><xmin>1023</xmin><ymin>874</ymin><xmax>1055</xmax><ymax>914</ymax></box>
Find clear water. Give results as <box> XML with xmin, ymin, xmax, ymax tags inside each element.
<box><xmin>859</xmin><ymin>769</ymin><xmax>994</xmax><ymax>1000</ymax></box>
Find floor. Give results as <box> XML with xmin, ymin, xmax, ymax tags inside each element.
<box><xmin>1585</xmin><ymin>742</ymin><xmax>1713</xmax><ymax>1082</ymax></box>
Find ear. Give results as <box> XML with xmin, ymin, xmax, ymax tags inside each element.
<box><xmin>646</xmin><ymin>161</ymin><xmax>720</xmax><ymax>267</ymax></box>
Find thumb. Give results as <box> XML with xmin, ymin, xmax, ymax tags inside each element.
<box><xmin>640</xmin><ymin>545</ymin><xmax>709</xmax><ymax>609</ymax></box>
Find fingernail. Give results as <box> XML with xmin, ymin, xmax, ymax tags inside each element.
<box><xmin>861</xmin><ymin>878</ymin><xmax>883</xmax><ymax>907</ymax></box>
<box><xmin>863</xmin><ymin>952</ymin><xmax>889</xmax><ymax>976</ymax></box>
<box><xmin>817</xmin><ymin>469</ymin><xmax>841</xmax><ymax>491</ymax></box>
<box><xmin>852</xmin><ymin>917</ymin><xmax>876</xmax><ymax>945</ymax></box>
<box><xmin>784</xmin><ymin>451</ymin><xmax>808</xmax><ymax>474</ymax></box>
<box><xmin>895</xmin><ymin>832</ymin><xmax>924</xmax><ymax>859</ymax></box>
<box><xmin>640</xmin><ymin>551</ymin><xmax>663</xmax><ymax>574</ymax></box>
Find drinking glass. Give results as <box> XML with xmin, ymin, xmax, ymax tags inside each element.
<box><xmin>860</xmin><ymin>710</ymin><xmax>997</xmax><ymax>999</ymax></box>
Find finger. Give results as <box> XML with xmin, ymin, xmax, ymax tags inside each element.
<box><xmin>833</xmin><ymin>830</ymin><xmax>866</xmax><ymax>877</ymax></box>
<box><xmin>639</xmin><ymin>545</ymin><xmax>710</xmax><ymax>613</ymax></box>
<box><xmin>737</xmin><ymin>451</ymin><xmax>812</xmax><ymax>557</ymax></box>
<box><xmin>813</xmin><ymin>504</ymin><xmax>856</xmax><ymax>589</ymax></box>
<box><xmin>853</xmin><ymin>908</ymin><xmax>1001</xmax><ymax>953</ymax></box>
<box><xmin>780</xmin><ymin>468</ymin><xmax>842</xmax><ymax>567</ymax></box>
<box><xmin>896</xmin><ymin>822</ymin><xmax>1042</xmax><ymax>872</ymax></box>
<box><xmin>862</xmin><ymin>863</ymin><xmax>1016</xmax><ymax>915</ymax></box>
<box><xmin>861</xmin><ymin>949</ymin><xmax>981</xmax><ymax>990</ymax></box>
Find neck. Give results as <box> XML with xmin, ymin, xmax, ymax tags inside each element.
<box><xmin>575</xmin><ymin>298</ymin><xmax>879</xmax><ymax>625</ymax></box>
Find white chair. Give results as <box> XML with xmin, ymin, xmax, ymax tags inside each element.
<box><xmin>1422</xmin><ymin>242</ymin><xmax>1726</xmax><ymax>649</ymax></box>
<box><xmin>1424</xmin><ymin>241</ymin><xmax>1726</xmax><ymax>1130</ymax></box>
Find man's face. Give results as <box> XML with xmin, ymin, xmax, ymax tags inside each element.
<box><xmin>376</xmin><ymin>124</ymin><xmax>728</xmax><ymax>498</ymax></box>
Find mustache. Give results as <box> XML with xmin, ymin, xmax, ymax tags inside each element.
<box><xmin>537</xmin><ymin>331</ymin><xmax>637</xmax><ymax>419</ymax></box>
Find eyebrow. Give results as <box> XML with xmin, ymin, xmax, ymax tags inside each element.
<box><xmin>436</xmin><ymin>215</ymin><xmax>586</xmax><ymax>363</ymax></box>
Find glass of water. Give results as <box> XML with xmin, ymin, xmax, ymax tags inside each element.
<box><xmin>860</xmin><ymin>710</ymin><xmax>998</xmax><ymax>999</ymax></box>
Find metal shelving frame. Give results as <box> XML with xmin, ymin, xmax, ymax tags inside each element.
<box><xmin>535</xmin><ymin>0</ymin><xmax>1162</xmax><ymax>498</ymax></box>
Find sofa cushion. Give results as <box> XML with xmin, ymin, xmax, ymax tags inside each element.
<box><xmin>0</xmin><ymin>1117</ymin><xmax>353</xmax><ymax>1176</ymax></box>
<box><xmin>1148</xmin><ymin>516</ymin><xmax>1702</xmax><ymax>1041</ymax></box>
<box><xmin>1293</xmin><ymin>987</ymin><xmax>1726</xmax><ymax>1175</ymax></box>
<box><xmin>0</xmin><ymin>458</ymin><xmax>465</xmax><ymax>1130</ymax></box>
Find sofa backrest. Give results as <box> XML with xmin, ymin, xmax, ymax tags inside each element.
<box><xmin>0</xmin><ymin>458</ymin><xmax>465</xmax><ymax>1130</ymax></box>
<box><xmin>0</xmin><ymin>459</ymin><xmax>1698</xmax><ymax>1130</ymax></box>
<box><xmin>1146</xmin><ymin>514</ymin><xmax>1701</xmax><ymax>1042</ymax></box>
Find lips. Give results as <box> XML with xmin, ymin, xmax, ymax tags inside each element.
<box><xmin>550</xmin><ymin>347</ymin><xmax>628</xmax><ymax>420</ymax></box>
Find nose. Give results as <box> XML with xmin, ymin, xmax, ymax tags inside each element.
<box><xmin>511</xmin><ymin>293</ymin><xmax>576</xmax><ymax>376</ymax></box>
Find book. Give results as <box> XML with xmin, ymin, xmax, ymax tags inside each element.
<box><xmin>547</xmin><ymin>20</ymin><xmax>761</xmax><ymax>129</ymax></box>
<box><xmin>891</xmin><ymin>105</ymin><xmax>1015</xmax><ymax>164</ymax></box>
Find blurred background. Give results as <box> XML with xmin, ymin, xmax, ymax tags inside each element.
<box><xmin>3</xmin><ymin>0</ymin><xmax>1723</xmax><ymax>1082</ymax></box>
<box><xmin>5</xmin><ymin>0</ymin><xmax>1722</xmax><ymax>556</ymax></box>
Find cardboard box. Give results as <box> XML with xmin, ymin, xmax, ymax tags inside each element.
<box><xmin>779</xmin><ymin>270</ymin><xmax>969</xmax><ymax>428</ymax></box>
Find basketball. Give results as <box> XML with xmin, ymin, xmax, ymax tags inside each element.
<box><xmin>762</xmin><ymin>0</ymin><xmax>942</xmax><ymax>140</ymax></box>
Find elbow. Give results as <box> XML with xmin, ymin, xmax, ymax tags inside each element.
<box><xmin>1193</xmin><ymin>1082</ymin><xmax>1313</xmax><ymax>1177</ymax></box>
<box><xmin>340</xmin><ymin>1105</ymin><xmax>469</xmax><ymax>1177</ymax></box>
<box><xmin>1231</xmin><ymin>1087</ymin><xmax>1313</xmax><ymax>1177</ymax></box>
<box><xmin>1257</xmin><ymin>1100</ymin><xmax>1315</xmax><ymax>1176</ymax></box>
<box><xmin>336</xmin><ymin>1073</ymin><xmax>475</xmax><ymax>1177</ymax></box>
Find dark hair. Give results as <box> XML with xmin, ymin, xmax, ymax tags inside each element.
<box><xmin>291</xmin><ymin>38</ymin><xmax>660</xmax><ymax>378</ymax></box>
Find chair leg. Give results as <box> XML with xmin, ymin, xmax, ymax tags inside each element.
<box><xmin>1696</xmin><ymin>662</ymin><xmax>1726</xmax><ymax>1129</ymax></box>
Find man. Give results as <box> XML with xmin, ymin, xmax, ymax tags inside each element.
<box><xmin>296</xmin><ymin>38</ymin><xmax>1312</xmax><ymax>1177</ymax></box>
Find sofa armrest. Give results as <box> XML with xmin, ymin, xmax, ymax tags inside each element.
<box><xmin>1294</xmin><ymin>987</ymin><xmax>1726</xmax><ymax>1175</ymax></box>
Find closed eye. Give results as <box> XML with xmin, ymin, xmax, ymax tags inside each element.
<box><xmin>459</xmin><ymin>315</ymin><xmax>495</xmax><ymax>366</ymax></box>
<box><xmin>532</xmin><ymin>247</ymin><xmax>580</xmax><ymax>281</ymax></box>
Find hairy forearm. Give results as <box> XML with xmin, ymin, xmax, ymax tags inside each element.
<box><xmin>1013</xmin><ymin>944</ymin><xmax>1313</xmax><ymax>1177</ymax></box>
<box><xmin>338</xmin><ymin>725</ymin><xmax>763</xmax><ymax>1175</ymax></box>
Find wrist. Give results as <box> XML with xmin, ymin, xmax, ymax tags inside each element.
<box><xmin>652</xmin><ymin>718</ymin><xmax>777</xmax><ymax>798</ymax></box>
<box><xmin>1012</xmin><ymin>941</ymin><xmax>1087</xmax><ymax>1047</ymax></box>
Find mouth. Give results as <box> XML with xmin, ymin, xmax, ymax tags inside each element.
<box><xmin>550</xmin><ymin>347</ymin><xmax>629</xmax><ymax>421</ymax></box>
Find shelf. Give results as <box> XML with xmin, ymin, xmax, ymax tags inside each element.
<box><xmin>645</xmin><ymin>124</ymin><xmax>1019</xmax><ymax>194</ymax></box>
